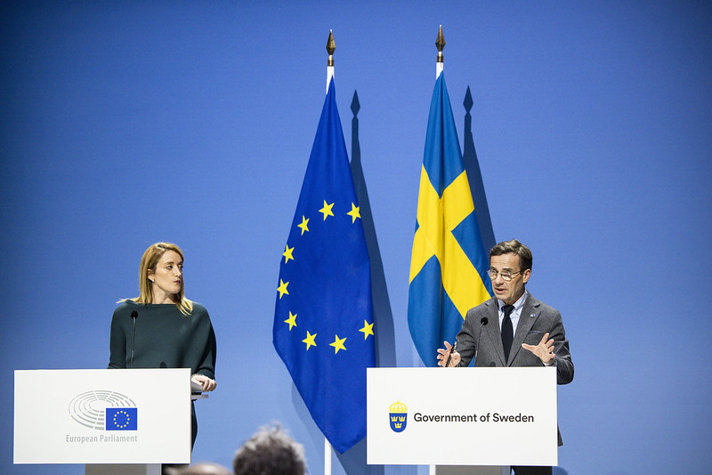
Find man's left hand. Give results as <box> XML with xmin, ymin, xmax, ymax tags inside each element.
<box><xmin>521</xmin><ymin>332</ymin><xmax>555</xmax><ymax>365</ymax></box>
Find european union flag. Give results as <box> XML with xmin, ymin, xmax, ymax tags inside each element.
<box><xmin>408</xmin><ymin>73</ymin><xmax>493</xmax><ymax>366</ymax></box>
<box><xmin>273</xmin><ymin>78</ymin><xmax>375</xmax><ymax>453</ymax></box>
<box><xmin>105</xmin><ymin>407</ymin><xmax>137</xmax><ymax>431</ymax></box>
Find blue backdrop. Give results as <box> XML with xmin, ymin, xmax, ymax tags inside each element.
<box><xmin>2</xmin><ymin>1</ymin><xmax>711</xmax><ymax>474</ymax></box>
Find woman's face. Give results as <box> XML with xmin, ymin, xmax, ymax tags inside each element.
<box><xmin>148</xmin><ymin>250</ymin><xmax>183</xmax><ymax>303</ymax></box>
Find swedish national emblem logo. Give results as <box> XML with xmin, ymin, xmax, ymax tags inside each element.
<box><xmin>389</xmin><ymin>401</ymin><xmax>408</xmax><ymax>433</ymax></box>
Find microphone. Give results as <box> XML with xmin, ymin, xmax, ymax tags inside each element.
<box><xmin>444</xmin><ymin>341</ymin><xmax>457</xmax><ymax>368</ymax></box>
<box><xmin>129</xmin><ymin>310</ymin><xmax>138</xmax><ymax>368</ymax></box>
<box><xmin>474</xmin><ymin>317</ymin><xmax>488</xmax><ymax>366</ymax></box>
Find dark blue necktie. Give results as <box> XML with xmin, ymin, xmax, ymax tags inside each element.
<box><xmin>501</xmin><ymin>305</ymin><xmax>514</xmax><ymax>362</ymax></box>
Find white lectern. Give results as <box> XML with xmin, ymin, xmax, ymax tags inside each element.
<box><xmin>367</xmin><ymin>367</ymin><xmax>558</xmax><ymax>470</ymax></box>
<box><xmin>14</xmin><ymin>368</ymin><xmax>193</xmax><ymax>474</ymax></box>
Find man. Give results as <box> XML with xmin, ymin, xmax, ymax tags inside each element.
<box><xmin>164</xmin><ymin>463</ymin><xmax>231</xmax><ymax>475</ymax></box>
<box><xmin>233</xmin><ymin>425</ymin><xmax>306</xmax><ymax>475</ymax></box>
<box><xmin>437</xmin><ymin>239</ymin><xmax>574</xmax><ymax>475</ymax></box>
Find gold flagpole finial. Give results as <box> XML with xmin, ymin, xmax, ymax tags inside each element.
<box><xmin>436</xmin><ymin>25</ymin><xmax>445</xmax><ymax>64</ymax></box>
<box><xmin>326</xmin><ymin>30</ymin><xmax>335</xmax><ymax>67</ymax></box>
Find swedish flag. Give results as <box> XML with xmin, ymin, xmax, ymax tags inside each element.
<box><xmin>408</xmin><ymin>73</ymin><xmax>493</xmax><ymax>366</ymax></box>
<box><xmin>273</xmin><ymin>79</ymin><xmax>375</xmax><ymax>453</ymax></box>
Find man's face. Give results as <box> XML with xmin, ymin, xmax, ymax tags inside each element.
<box><xmin>489</xmin><ymin>252</ymin><xmax>530</xmax><ymax>305</ymax></box>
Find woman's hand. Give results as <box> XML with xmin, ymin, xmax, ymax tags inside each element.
<box><xmin>191</xmin><ymin>373</ymin><xmax>217</xmax><ymax>392</ymax></box>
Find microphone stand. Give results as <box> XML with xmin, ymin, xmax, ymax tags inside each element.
<box><xmin>129</xmin><ymin>310</ymin><xmax>138</xmax><ymax>368</ymax></box>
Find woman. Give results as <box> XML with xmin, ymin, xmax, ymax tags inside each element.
<box><xmin>108</xmin><ymin>242</ymin><xmax>217</xmax><ymax>448</ymax></box>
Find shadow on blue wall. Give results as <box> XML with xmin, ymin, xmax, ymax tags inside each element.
<box><xmin>462</xmin><ymin>86</ymin><xmax>496</xmax><ymax>252</ymax></box>
<box><xmin>336</xmin><ymin>90</ymin><xmax>403</xmax><ymax>474</ymax></box>
<box><xmin>349</xmin><ymin>90</ymin><xmax>397</xmax><ymax>370</ymax></box>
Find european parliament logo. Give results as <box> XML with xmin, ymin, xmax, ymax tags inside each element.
<box><xmin>69</xmin><ymin>390</ymin><xmax>138</xmax><ymax>431</ymax></box>
<box><xmin>106</xmin><ymin>407</ymin><xmax>137</xmax><ymax>431</ymax></box>
<box><xmin>389</xmin><ymin>401</ymin><xmax>407</xmax><ymax>433</ymax></box>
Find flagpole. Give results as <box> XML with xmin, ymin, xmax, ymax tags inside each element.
<box><xmin>436</xmin><ymin>25</ymin><xmax>445</xmax><ymax>78</ymax></box>
<box><xmin>326</xmin><ymin>29</ymin><xmax>335</xmax><ymax>92</ymax></box>
<box><xmin>325</xmin><ymin>438</ymin><xmax>333</xmax><ymax>475</ymax></box>
<box><xmin>430</xmin><ymin>25</ymin><xmax>445</xmax><ymax>475</ymax></box>
<box><xmin>324</xmin><ymin>30</ymin><xmax>335</xmax><ymax>475</ymax></box>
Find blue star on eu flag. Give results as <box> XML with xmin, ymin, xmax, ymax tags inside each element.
<box><xmin>106</xmin><ymin>407</ymin><xmax>137</xmax><ymax>431</ymax></box>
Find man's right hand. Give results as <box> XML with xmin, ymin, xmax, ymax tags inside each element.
<box><xmin>436</xmin><ymin>341</ymin><xmax>461</xmax><ymax>367</ymax></box>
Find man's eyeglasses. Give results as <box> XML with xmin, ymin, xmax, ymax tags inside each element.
<box><xmin>487</xmin><ymin>269</ymin><xmax>522</xmax><ymax>282</ymax></box>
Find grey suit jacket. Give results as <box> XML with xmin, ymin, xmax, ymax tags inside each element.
<box><xmin>455</xmin><ymin>293</ymin><xmax>574</xmax><ymax>445</ymax></box>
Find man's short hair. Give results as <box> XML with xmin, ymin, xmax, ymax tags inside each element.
<box><xmin>233</xmin><ymin>425</ymin><xmax>306</xmax><ymax>475</ymax></box>
<box><xmin>489</xmin><ymin>239</ymin><xmax>533</xmax><ymax>272</ymax></box>
<box><xmin>164</xmin><ymin>462</ymin><xmax>231</xmax><ymax>475</ymax></box>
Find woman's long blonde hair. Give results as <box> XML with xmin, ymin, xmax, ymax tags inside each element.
<box><xmin>129</xmin><ymin>242</ymin><xmax>193</xmax><ymax>316</ymax></box>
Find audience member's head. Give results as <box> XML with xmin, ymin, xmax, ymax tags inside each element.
<box><xmin>164</xmin><ymin>462</ymin><xmax>232</xmax><ymax>475</ymax></box>
<box><xmin>233</xmin><ymin>425</ymin><xmax>306</xmax><ymax>475</ymax></box>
